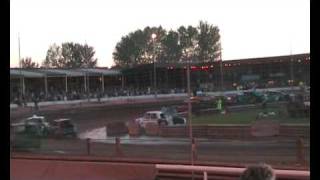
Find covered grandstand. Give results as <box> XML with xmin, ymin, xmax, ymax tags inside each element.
<box><xmin>10</xmin><ymin>68</ymin><xmax>122</xmax><ymax>103</ymax></box>
<box><xmin>10</xmin><ymin>53</ymin><xmax>310</xmax><ymax>104</ymax></box>
<box><xmin>122</xmin><ymin>53</ymin><xmax>310</xmax><ymax>91</ymax></box>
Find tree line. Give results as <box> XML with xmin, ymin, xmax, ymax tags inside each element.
<box><xmin>19</xmin><ymin>20</ymin><xmax>221</xmax><ymax>69</ymax></box>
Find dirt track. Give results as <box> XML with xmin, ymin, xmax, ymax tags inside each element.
<box><xmin>10</xmin><ymin>100</ymin><xmax>310</xmax><ymax>168</ymax></box>
<box><xmin>10</xmin><ymin>100</ymin><xmax>183</xmax><ymax>132</ymax></box>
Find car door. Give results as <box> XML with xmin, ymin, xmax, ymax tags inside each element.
<box><xmin>141</xmin><ymin>113</ymin><xmax>151</xmax><ymax>127</ymax></box>
<box><xmin>150</xmin><ymin>113</ymin><xmax>158</xmax><ymax>124</ymax></box>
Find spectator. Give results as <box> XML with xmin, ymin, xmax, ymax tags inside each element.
<box><xmin>240</xmin><ymin>164</ymin><xmax>276</xmax><ymax>180</ymax></box>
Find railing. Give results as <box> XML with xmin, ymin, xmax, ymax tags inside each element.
<box><xmin>155</xmin><ymin>164</ymin><xmax>310</xmax><ymax>180</ymax></box>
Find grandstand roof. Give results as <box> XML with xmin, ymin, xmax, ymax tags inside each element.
<box><xmin>125</xmin><ymin>53</ymin><xmax>310</xmax><ymax>70</ymax></box>
<box><xmin>10</xmin><ymin>69</ymin><xmax>45</xmax><ymax>78</ymax></box>
<box><xmin>74</xmin><ymin>68</ymin><xmax>120</xmax><ymax>76</ymax></box>
<box><xmin>10</xmin><ymin>68</ymin><xmax>121</xmax><ymax>78</ymax></box>
<box><xmin>37</xmin><ymin>69</ymin><xmax>85</xmax><ymax>77</ymax></box>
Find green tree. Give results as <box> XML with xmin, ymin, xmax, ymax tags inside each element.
<box><xmin>161</xmin><ymin>30</ymin><xmax>182</xmax><ymax>63</ymax></box>
<box><xmin>177</xmin><ymin>25</ymin><xmax>199</xmax><ymax>62</ymax></box>
<box><xmin>42</xmin><ymin>43</ymin><xmax>64</xmax><ymax>68</ymax></box>
<box><xmin>197</xmin><ymin>20</ymin><xmax>221</xmax><ymax>62</ymax></box>
<box><xmin>113</xmin><ymin>26</ymin><xmax>166</xmax><ymax>67</ymax></box>
<box><xmin>80</xmin><ymin>44</ymin><xmax>98</xmax><ymax>68</ymax></box>
<box><xmin>43</xmin><ymin>43</ymin><xmax>97</xmax><ymax>68</ymax></box>
<box><xmin>21</xmin><ymin>57</ymin><xmax>39</xmax><ymax>68</ymax></box>
<box><xmin>113</xmin><ymin>21</ymin><xmax>221</xmax><ymax>67</ymax></box>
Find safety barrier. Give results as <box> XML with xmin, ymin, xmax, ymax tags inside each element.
<box><xmin>106</xmin><ymin>122</ymin><xmax>128</xmax><ymax>136</ymax></box>
<box><xmin>11</xmin><ymin>135</ymin><xmax>309</xmax><ymax>168</ymax></box>
<box><xmin>155</xmin><ymin>164</ymin><xmax>310</xmax><ymax>180</ymax></box>
<box><xmin>158</xmin><ymin>124</ymin><xmax>308</xmax><ymax>139</ymax></box>
<box><xmin>280</xmin><ymin>125</ymin><xmax>310</xmax><ymax>138</ymax></box>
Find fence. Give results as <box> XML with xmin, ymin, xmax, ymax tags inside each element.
<box><xmin>11</xmin><ymin>135</ymin><xmax>309</xmax><ymax>169</ymax></box>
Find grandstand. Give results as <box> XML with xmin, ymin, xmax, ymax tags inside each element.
<box><xmin>10</xmin><ymin>53</ymin><xmax>309</xmax><ymax>104</ymax></box>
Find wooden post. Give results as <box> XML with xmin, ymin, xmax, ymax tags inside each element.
<box><xmin>65</xmin><ymin>75</ymin><xmax>68</xmax><ymax>93</ymax></box>
<box><xmin>86</xmin><ymin>138</ymin><xmax>91</xmax><ymax>155</ymax></box>
<box><xmin>22</xmin><ymin>77</ymin><xmax>25</xmax><ymax>95</ymax></box>
<box><xmin>121</xmin><ymin>75</ymin><xmax>124</xmax><ymax>89</ymax></box>
<box><xmin>101</xmin><ymin>75</ymin><xmax>105</xmax><ymax>93</ymax></box>
<box><xmin>203</xmin><ymin>171</ymin><xmax>208</xmax><ymax>180</ymax></box>
<box><xmin>115</xmin><ymin>137</ymin><xmax>123</xmax><ymax>156</ymax></box>
<box><xmin>296</xmin><ymin>137</ymin><xmax>306</xmax><ymax>166</ymax></box>
<box><xmin>84</xmin><ymin>75</ymin><xmax>87</xmax><ymax>93</ymax></box>
<box><xmin>192</xmin><ymin>138</ymin><xmax>197</xmax><ymax>161</ymax></box>
<box><xmin>44</xmin><ymin>75</ymin><xmax>48</xmax><ymax>99</ymax></box>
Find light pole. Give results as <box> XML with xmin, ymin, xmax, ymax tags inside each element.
<box><xmin>151</xmin><ymin>33</ymin><xmax>157</xmax><ymax>98</ymax></box>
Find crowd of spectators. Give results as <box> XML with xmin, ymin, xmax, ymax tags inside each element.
<box><xmin>10</xmin><ymin>86</ymin><xmax>187</xmax><ymax>106</ymax></box>
<box><xmin>10</xmin><ymin>80</ymin><xmax>308</xmax><ymax>106</ymax></box>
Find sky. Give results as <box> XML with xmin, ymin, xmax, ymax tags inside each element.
<box><xmin>10</xmin><ymin>0</ymin><xmax>310</xmax><ymax>68</ymax></box>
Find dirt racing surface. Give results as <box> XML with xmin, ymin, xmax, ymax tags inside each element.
<box><xmin>10</xmin><ymin>100</ymin><xmax>184</xmax><ymax>133</ymax></box>
<box><xmin>10</xmin><ymin>100</ymin><xmax>310</xmax><ymax>169</ymax></box>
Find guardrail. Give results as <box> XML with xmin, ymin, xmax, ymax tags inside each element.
<box><xmin>155</xmin><ymin>164</ymin><xmax>310</xmax><ymax>180</ymax></box>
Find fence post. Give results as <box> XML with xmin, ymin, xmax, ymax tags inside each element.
<box><xmin>203</xmin><ymin>171</ymin><xmax>208</xmax><ymax>180</ymax></box>
<box><xmin>86</xmin><ymin>138</ymin><xmax>91</xmax><ymax>155</ymax></box>
<box><xmin>115</xmin><ymin>137</ymin><xmax>123</xmax><ymax>156</ymax></box>
<box><xmin>296</xmin><ymin>137</ymin><xmax>306</xmax><ymax>166</ymax></box>
<box><xmin>192</xmin><ymin>138</ymin><xmax>197</xmax><ymax>161</ymax></box>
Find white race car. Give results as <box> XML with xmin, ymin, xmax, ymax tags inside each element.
<box><xmin>135</xmin><ymin>111</ymin><xmax>186</xmax><ymax>128</ymax></box>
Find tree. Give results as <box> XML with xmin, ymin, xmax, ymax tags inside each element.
<box><xmin>177</xmin><ymin>25</ymin><xmax>199</xmax><ymax>62</ymax></box>
<box><xmin>21</xmin><ymin>57</ymin><xmax>39</xmax><ymax>68</ymax></box>
<box><xmin>161</xmin><ymin>30</ymin><xmax>182</xmax><ymax>63</ymax></box>
<box><xmin>113</xmin><ymin>35</ymin><xmax>137</xmax><ymax>67</ymax></box>
<box><xmin>42</xmin><ymin>43</ymin><xmax>64</xmax><ymax>68</ymax></box>
<box><xmin>80</xmin><ymin>44</ymin><xmax>98</xmax><ymax>68</ymax></box>
<box><xmin>43</xmin><ymin>43</ymin><xmax>98</xmax><ymax>68</ymax></box>
<box><xmin>197</xmin><ymin>21</ymin><xmax>221</xmax><ymax>62</ymax></box>
<box><xmin>113</xmin><ymin>26</ymin><xmax>167</xmax><ymax>67</ymax></box>
<box><xmin>113</xmin><ymin>21</ymin><xmax>221</xmax><ymax>67</ymax></box>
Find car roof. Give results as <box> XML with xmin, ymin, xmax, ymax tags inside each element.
<box><xmin>145</xmin><ymin>111</ymin><xmax>162</xmax><ymax>114</ymax></box>
<box><xmin>11</xmin><ymin>122</ymin><xmax>25</xmax><ymax>127</ymax></box>
<box><xmin>53</xmin><ymin>118</ymin><xmax>71</xmax><ymax>122</ymax></box>
<box><xmin>27</xmin><ymin>115</ymin><xmax>45</xmax><ymax>120</ymax></box>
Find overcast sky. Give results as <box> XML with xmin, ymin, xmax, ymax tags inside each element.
<box><xmin>10</xmin><ymin>0</ymin><xmax>310</xmax><ymax>68</ymax></box>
